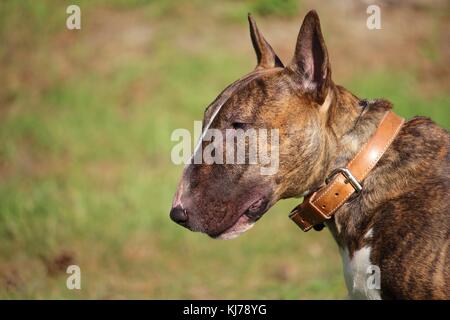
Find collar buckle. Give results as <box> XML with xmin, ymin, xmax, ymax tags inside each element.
<box><xmin>325</xmin><ymin>167</ymin><xmax>362</xmax><ymax>193</ymax></box>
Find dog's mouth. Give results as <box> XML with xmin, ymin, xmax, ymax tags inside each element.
<box><xmin>212</xmin><ymin>197</ymin><xmax>271</xmax><ymax>240</ymax></box>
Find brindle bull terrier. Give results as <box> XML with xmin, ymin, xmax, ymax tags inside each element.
<box><xmin>170</xmin><ymin>10</ymin><xmax>450</xmax><ymax>299</ymax></box>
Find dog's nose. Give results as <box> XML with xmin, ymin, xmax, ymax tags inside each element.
<box><xmin>170</xmin><ymin>206</ymin><xmax>188</xmax><ymax>224</ymax></box>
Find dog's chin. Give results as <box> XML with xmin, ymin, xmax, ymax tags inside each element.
<box><xmin>209</xmin><ymin>195</ymin><xmax>272</xmax><ymax>240</ymax></box>
<box><xmin>213</xmin><ymin>215</ymin><xmax>256</xmax><ymax>240</ymax></box>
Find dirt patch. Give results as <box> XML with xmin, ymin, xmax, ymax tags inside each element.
<box><xmin>41</xmin><ymin>250</ymin><xmax>75</xmax><ymax>276</ymax></box>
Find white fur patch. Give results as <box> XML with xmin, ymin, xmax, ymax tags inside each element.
<box><xmin>319</xmin><ymin>90</ymin><xmax>333</xmax><ymax>114</ymax></box>
<box><xmin>340</xmin><ymin>246</ymin><xmax>381</xmax><ymax>300</ymax></box>
<box><xmin>364</xmin><ymin>228</ymin><xmax>373</xmax><ymax>239</ymax></box>
<box><xmin>335</xmin><ymin>216</ymin><xmax>343</xmax><ymax>234</ymax></box>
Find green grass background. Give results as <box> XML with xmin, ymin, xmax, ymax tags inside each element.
<box><xmin>0</xmin><ymin>0</ymin><xmax>448</xmax><ymax>299</ymax></box>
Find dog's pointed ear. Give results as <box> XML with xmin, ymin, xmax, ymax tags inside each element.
<box><xmin>288</xmin><ymin>10</ymin><xmax>331</xmax><ymax>104</ymax></box>
<box><xmin>248</xmin><ymin>14</ymin><xmax>284</xmax><ymax>70</ymax></box>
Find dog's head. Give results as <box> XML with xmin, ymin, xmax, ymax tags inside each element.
<box><xmin>170</xmin><ymin>11</ymin><xmax>336</xmax><ymax>239</ymax></box>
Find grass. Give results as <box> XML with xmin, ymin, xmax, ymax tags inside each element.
<box><xmin>0</xmin><ymin>1</ymin><xmax>448</xmax><ymax>299</ymax></box>
<box><xmin>348</xmin><ymin>71</ymin><xmax>450</xmax><ymax>129</ymax></box>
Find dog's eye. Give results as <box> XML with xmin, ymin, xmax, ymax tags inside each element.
<box><xmin>231</xmin><ymin>122</ymin><xmax>249</xmax><ymax>130</ymax></box>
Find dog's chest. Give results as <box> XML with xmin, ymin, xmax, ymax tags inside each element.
<box><xmin>339</xmin><ymin>244</ymin><xmax>381</xmax><ymax>300</ymax></box>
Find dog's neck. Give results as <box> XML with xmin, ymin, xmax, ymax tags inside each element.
<box><xmin>325</xmin><ymin>85</ymin><xmax>392</xmax><ymax>179</ymax></box>
<box><xmin>330</xmin><ymin>89</ymin><xmax>391</xmax><ymax>170</ymax></box>
<box><xmin>305</xmin><ymin>84</ymin><xmax>391</xmax><ymax>192</ymax></box>
<box><xmin>313</xmin><ymin>84</ymin><xmax>395</xmax><ymax>247</ymax></box>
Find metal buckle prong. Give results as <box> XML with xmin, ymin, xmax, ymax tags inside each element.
<box><xmin>325</xmin><ymin>168</ymin><xmax>362</xmax><ymax>193</ymax></box>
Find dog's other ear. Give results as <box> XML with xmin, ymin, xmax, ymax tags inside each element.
<box><xmin>248</xmin><ymin>14</ymin><xmax>284</xmax><ymax>70</ymax></box>
<box><xmin>288</xmin><ymin>10</ymin><xmax>331</xmax><ymax>104</ymax></box>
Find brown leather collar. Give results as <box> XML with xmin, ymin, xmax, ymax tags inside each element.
<box><xmin>289</xmin><ymin>110</ymin><xmax>405</xmax><ymax>231</ymax></box>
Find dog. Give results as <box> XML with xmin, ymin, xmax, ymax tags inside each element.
<box><xmin>170</xmin><ymin>10</ymin><xmax>449</xmax><ymax>299</ymax></box>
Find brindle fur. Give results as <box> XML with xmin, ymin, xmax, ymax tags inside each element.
<box><xmin>171</xmin><ymin>10</ymin><xmax>450</xmax><ymax>299</ymax></box>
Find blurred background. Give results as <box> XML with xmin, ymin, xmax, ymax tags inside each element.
<box><xmin>0</xmin><ymin>0</ymin><xmax>448</xmax><ymax>299</ymax></box>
